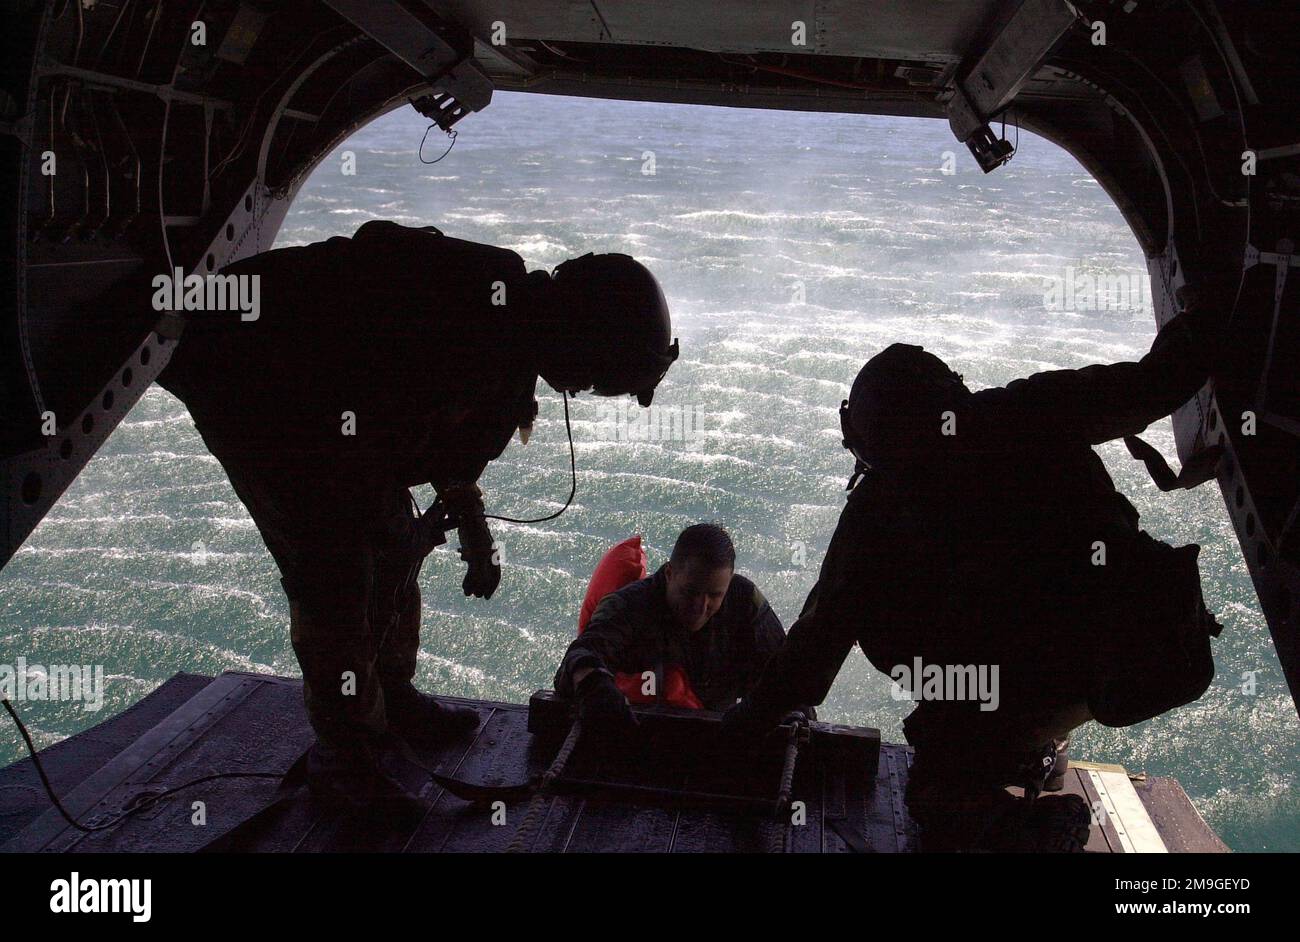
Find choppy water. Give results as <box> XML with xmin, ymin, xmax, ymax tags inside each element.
<box><xmin>3</xmin><ymin>93</ymin><xmax>1296</xmax><ymax>851</ymax></box>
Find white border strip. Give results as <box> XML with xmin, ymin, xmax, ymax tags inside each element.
<box><xmin>1088</xmin><ymin>768</ymin><xmax>1168</xmax><ymax>853</ymax></box>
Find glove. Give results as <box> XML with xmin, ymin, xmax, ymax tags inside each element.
<box><xmin>458</xmin><ymin>517</ymin><xmax>500</xmax><ymax>599</ymax></box>
<box><xmin>443</xmin><ymin>483</ymin><xmax>500</xmax><ymax>600</ymax></box>
<box><xmin>460</xmin><ymin>545</ymin><xmax>501</xmax><ymax>599</ymax></box>
<box><xmin>576</xmin><ymin>669</ymin><xmax>639</xmax><ymax>741</ymax></box>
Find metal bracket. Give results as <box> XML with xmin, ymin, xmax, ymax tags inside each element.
<box><xmin>1244</xmin><ymin>240</ymin><xmax>1299</xmax><ymax>434</ymax></box>
<box><xmin>1</xmin><ymin>321</ymin><xmax>180</xmax><ymax>570</ymax></box>
<box><xmin>320</xmin><ymin>0</ymin><xmax>493</xmax><ymax>129</ymax></box>
<box><xmin>943</xmin><ymin>0</ymin><xmax>1080</xmax><ymax>172</ymax></box>
<box><xmin>1</xmin><ymin>177</ymin><xmax>267</xmax><ymax>571</ymax></box>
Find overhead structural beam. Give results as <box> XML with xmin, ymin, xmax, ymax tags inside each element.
<box><xmin>320</xmin><ymin>0</ymin><xmax>493</xmax><ymax>127</ymax></box>
<box><xmin>944</xmin><ymin>0</ymin><xmax>1081</xmax><ymax>171</ymax></box>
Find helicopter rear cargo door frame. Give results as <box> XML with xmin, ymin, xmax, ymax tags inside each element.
<box><xmin>3</xmin><ymin>1</ymin><xmax>1298</xmax><ymax>719</ymax></box>
<box><xmin>0</xmin><ymin>0</ymin><xmax>497</xmax><ymax>571</ymax></box>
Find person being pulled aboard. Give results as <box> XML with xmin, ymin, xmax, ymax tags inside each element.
<box><xmin>555</xmin><ymin>524</ymin><xmax>798</xmax><ymax>739</ymax></box>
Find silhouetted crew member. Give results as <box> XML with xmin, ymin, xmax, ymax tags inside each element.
<box><xmin>724</xmin><ymin>291</ymin><xmax>1223</xmax><ymax>851</ymax></box>
<box><xmin>157</xmin><ymin>221</ymin><xmax>678</xmax><ymax>804</ymax></box>
<box><xmin>556</xmin><ymin>524</ymin><xmax>788</xmax><ymax>735</ymax></box>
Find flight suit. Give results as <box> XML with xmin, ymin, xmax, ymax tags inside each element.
<box><xmin>158</xmin><ymin>221</ymin><xmax>540</xmax><ymax>750</ymax></box>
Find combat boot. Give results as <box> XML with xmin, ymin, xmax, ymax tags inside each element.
<box><xmin>304</xmin><ymin>735</ymin><xmax>430</xmax><ymax>813</ymax></box>
<box><xmin>384</xmin><ymin>682</ymin><xmax>481</xmax><ymax>750</ymax></box>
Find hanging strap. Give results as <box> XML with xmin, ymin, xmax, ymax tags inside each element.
<box><xmin>1123</xmin><ymin>436</ymin><xmax>1224</xmax><ymax>491</ymax></box>
<box><xmin>826</xmin><ymin>816</ymin><xmax>876</xmax><ymax>853</ymax></box>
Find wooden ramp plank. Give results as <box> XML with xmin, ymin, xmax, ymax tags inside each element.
<box><xmin>558</xmin><ymin>798</ymin><xmax>679</xmax><ymax>853</ymax></box>
<box><xmin>1135</xmin><ymin>776</ymin><xmax>1230</xmax><ymax>853</ymax></box>
<box><xmin>523</xmin><ymin>795</ymin><xmax>588</xmax><ymax>853</ymax></box>
<box><xmin>214</xmin><ymin>789</ymin><xmax>322</xmax><ymax>853</ymax></box>
<box><xmin>667</xmin><ymin>807</ymin><xmax>770</xmax><ymax>853</ymax></box>
<box><xmin>893</xmin><ymin>748</ymin><xmax>920</xmax><ymax>853</ymax></box>
<box><xmin>860</xmin><ymin>744</ymin><xmax>909</xmax><ymax>854</ymax></box>
<box><xmin>1086</xmin><ymin>767</ymin><xmax>1169</xmax><ymax>853</ymax></box>
<box><xmin>53</xmin><ymin>674</ymin><xmax>313</xmax><ymax>853</ymax></box>
<box><xmin>542</xmin><ymin>719</ymin><xmax>696</xmax><ymax>853</ymax></box>
<box><xmin>1068</xmin><ymin>765</ymin><xmax>1122</xmax><ymax>853</ymax></box>
<box><xmin>786</xmin><ymin>758</ymin><xmax>825</xmax><ymax>853</ymax></box>
<box><xmin>0</xmin><ymin>672</ymin><xmax>1227</xmax><ymax>854</ymax></box>
<box><xmin>821</xmin><ymin>748</ymin><xmax>881</xmax><ymax>853</ymax></box>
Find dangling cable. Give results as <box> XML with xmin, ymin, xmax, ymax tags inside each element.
<box><xmin>483</xmin><ymin>392</ymin><xmax>578</xmax><ymax>525</ymax></box>
<box><xmin>418</xmin><ymin>124</ymin><xmax>457</xmax><ymax>164</ymax></box>
<box><xmin>1000</xmin><ymin>108</ymin><xmax>1019</xmax><ymax>159</ymax></box>
<box><xmin>3</xmin><ymin>698</ymin><xmax>284</xmax><ymax>835</ymax></box>
<box><xmin>3</xmin><ymin>699</ymin><xmax>91</xmax><ymax>832</ymax></box>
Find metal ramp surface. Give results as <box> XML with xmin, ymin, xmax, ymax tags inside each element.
<box><xmin>0</xmin><ymin>672</ymin><xmax>1228</xmax><ymax>853</ymax></box>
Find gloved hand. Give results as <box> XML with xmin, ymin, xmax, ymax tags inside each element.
<box><xmin>1173</xmin><ymin>281</ymin><xmax>1232</xmax><ymax>373</ymax></box>
<box><xmin>460</xmin><ymin>544</ymin><xmax>501</xmax><ymax>599</ymax></box>
<box><xmin>443</xmin><ymin>483</ymin><xmax>501</xmax><ymax>600</ymax></box>
<box><xmin>458</xmin><ymin>518</ymin><xmax>500</xmax><ymax>600</ymax></box>
<box><xmin>576</xmin><ymin>669</ymin><xmax>639</xmax><ymax>741</ymax></box>
<box><xmin>457</xmin><ymin>514</ymin><xmax>500</xmax><ymax>600</ymax></box>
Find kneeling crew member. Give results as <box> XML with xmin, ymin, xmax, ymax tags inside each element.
<box><xmin>724</xmin><ymin>289</ymin><xmax>1224</xmax><ymax>851</ymax></box>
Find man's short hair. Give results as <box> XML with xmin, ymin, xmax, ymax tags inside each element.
<box><xmin>670</xmin><ymin>523</ymin><xmax>735</xmax><ymax>572</ymax></box>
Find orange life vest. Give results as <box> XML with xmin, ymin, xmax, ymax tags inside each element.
<box><xmin>577</xmin><ymin>535</ymin><xmax>704</xmax><ymax>710</ymax></box>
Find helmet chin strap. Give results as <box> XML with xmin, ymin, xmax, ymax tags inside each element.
<box><xmin>845</xmin><ymin>459</ymin><xmax>869</xmax><ymax>492</ymax></box>
<box><xmin>839</xmin><ymin>397</ymin><xmax>872</xmax><ymax>490</ymax></box>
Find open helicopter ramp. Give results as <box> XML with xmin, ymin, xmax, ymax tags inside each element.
<box><xmin>0</xmin><ymin>672</ymin><xmax>1226</xmax><ymax>853</ymax></box>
